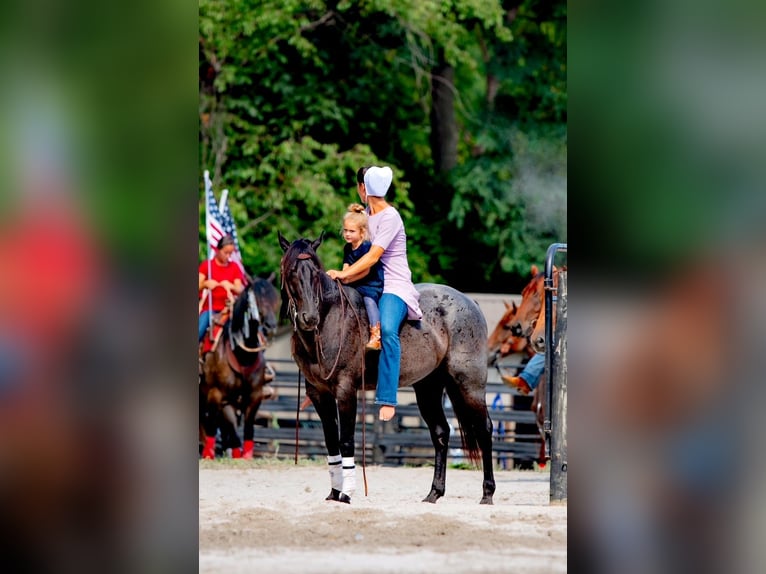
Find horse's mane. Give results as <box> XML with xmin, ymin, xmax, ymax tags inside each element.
<box><xmin>230</xmin><ymin>283</ymin><xmax>253</xmax><ymax>333</ymax></box>
<box><xmin>280</xmin><ymin>238</ymin><xmax>325</xmax><ymax>275</ymax></box>
<box><xmin>520</xmin><ymin>271</ymin><xmax>544</xmax><ymax>298</ymax></box>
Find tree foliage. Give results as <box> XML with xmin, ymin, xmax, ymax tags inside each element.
<box><xmin>199</xmin><ymin>0</ymin><xmax>566</xmax><ymax>292</ymax></box>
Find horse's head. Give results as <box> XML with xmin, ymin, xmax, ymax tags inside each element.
<box><xmin>487</xmin><ymin>300</ymin><xmax>527</xmax><ymax>364</ymax></box>
<box><xmin>529</xmin><ymin>268</ymin><xmax>564</xmax><ymax>354</ymax></box>
<box><xmin>509</xmin><ymin>267</ymin><xmax>545</xmax><ymax>338</ymax></box>
<box><xmin>252</xmin><ymin>274</ymin><xmax>280</xmax><ymax>340</ymax></box>
<box><xmin>279</xmin><ymin>231</ymin><xmax>326</xmax><ymax>332</ymax></box>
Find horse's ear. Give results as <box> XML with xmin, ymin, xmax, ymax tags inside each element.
<box><xmin>512</xmin><ymin>301</ymin><xmax>518</xmax><ymax>313</ymax></box>
<box><xmin>530</xmin><ymin>264</ymin><xmax>539</xmax><ymax>276</ymax></box>
<box><xmin>278</xmin><ymin>231</ymin><xmax>291</xmax><ymax>252</ymax></box>
<box><xmin>504</xmin><ymin>300</ymin><xmax>512</xmax><ymax>310</ymax></box>
<box><xmin>266</xmin><ymin>271</ymin><xmax>276</xmax><ymax>284</ymax></box>
<box><xmin>311</xmin><ymin>231</ymin><xmax>325</xmax><ymax>252</ymax></box>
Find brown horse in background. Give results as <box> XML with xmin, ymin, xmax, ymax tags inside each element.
<box><xmin>529</xmin><ymin>269</ymin><xmax>564</xmax><ymax>354</ymax></box>
<box><xmin>487</xmin><ymin>265</ymin><xmax>540</xmax><ymax>365</ymax></box>
<box><xmin>199</xmin><ymin>276</ymin><xmax>280</xmax><ymax>459</ymax></box>
<box><xmin>489</xmin><ymin>265</ymin><xmax>557</xmax><ymax>469</ymax></box>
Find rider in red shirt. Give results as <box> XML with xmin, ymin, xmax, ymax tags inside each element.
<box><xmin>198</xmin><ymin>236</ymin><xmax>245</xmax><ymax>341</ymax></box>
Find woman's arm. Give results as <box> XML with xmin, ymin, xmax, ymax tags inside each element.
<box><xmin>218</xmin><ymin>278</ymin><xmax>244</xmax><ymax>296</ymax></box>
<box><xmin>199</xmin><ymin>272</ymin><xmax>219</xmax><ymax>291</ymax></box>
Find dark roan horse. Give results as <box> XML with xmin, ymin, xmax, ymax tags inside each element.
<box><xmin>279</xmin><ymin>233</ymin><xmax>495</xmax><ymax>504</ymax></box>
<box><xmin>199</xmin><ymin>275</ymin><xmax>280</xmax><ymax>459</ymax></box>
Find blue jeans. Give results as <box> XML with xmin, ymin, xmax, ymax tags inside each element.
<box><xmin>519</xmin><ymin>353</ymin><xmax>545</xmax><ymax>390</ymax></box>
<box><xmin>199</xmin><ymin>310</ymin><xmax>216</xmax><ymax>342</ymax></box>
<box><xmin>363</xmin><ymin>296</ymin><xmax>380</xmax><ymax>326</ymax></box>
<box><xmin>375</xmin><ymin>293</ymin><xmax>408</xmax><ymax>406</ymax></box>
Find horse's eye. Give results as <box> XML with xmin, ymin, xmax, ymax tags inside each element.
<box><xmin>503</xmin><ymin>325</ymin><xmax>512</xmax><ymax>331</ymax></box>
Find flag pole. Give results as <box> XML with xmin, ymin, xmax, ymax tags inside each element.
<box><xmin>204</xmin><ymin>170</ymin><xmax>215</xmax><ymax>341</ymax></box>
<box><xmin>219</xmin><ymin>189</ymin><xmax>228</xmax><ymax>214</ymax></box>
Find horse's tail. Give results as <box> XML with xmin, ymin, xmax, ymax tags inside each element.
<box><xmin>444</xmin><ymin>384</ymin><xmax>484</xmax><ymax>468</ymax></box>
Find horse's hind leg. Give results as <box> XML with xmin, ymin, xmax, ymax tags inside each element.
<box><xmin>241</xmin><ymin>393</ymin><xmax>264</xmax><ymax>460</ymax></box>
<box><xmin>445</xmin><ymin>381</ymin><xmax>496</xmax><ymax>504</ymax></box>
<box><xmin>413</xmin><ymin>376</ymin><xmax>449</xmax><ymax>503</ymax></box>
<box><xmin>477</xmin><ymin>410</ymin><xmax>496</xmax><ymax>504</ymax></box>
<box><xmin>459</xmin><ymin>395</ymin><xmax>496</xmax><ymax>505</ymax></box>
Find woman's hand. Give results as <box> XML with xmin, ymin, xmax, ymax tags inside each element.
<box><xmin>327</xmin><ymin>269</ymin><xmax>344</xmax><ymax>281</ymax></box>
<box><xmin>205</xmin><ymin>279</ymin><xmax>220</xmax><ymax>290</ymax></box>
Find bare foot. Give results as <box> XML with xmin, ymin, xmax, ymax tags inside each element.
<box><xmin>379</xmin><ymin>405</ymin><xmax>396</xmax><ymax>421</ymax></box>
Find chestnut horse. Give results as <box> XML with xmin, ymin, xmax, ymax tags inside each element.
<box><xmin>489</xmin><ymin>265</ymin><xmax>557</xmax><ymax>468</ymax></box>
<box><xmin>279</xmin><ymin>233</ymin><xmax>495</xmax><ymax>504</ymax></box>
<box><xmin>529</xmin><ymin>269</ymin><xmax>564</xmax><ymax>354</ymax></box>
<box><xmin>487</xmin><ymin>265</ymin><xmax>541</xmax><ymax>365</ymax></box>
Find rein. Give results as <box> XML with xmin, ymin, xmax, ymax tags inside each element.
<box><xmin>281</xmin><ymin>252</ymin><xmax>345</xmax><ymax>382</ymax></box>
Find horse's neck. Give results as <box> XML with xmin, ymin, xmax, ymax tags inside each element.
<box><xmin>318</xmin><ymin>273</ymin><xmax>341</xmax><ymax>307</ymax></box>
<box><xmin>293</xmin><ymin>328</ymin><xmax>318</xmax><ymax>363</ymax></box>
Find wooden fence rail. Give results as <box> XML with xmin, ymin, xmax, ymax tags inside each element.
<box><xmin>220</xmin><ymin>357</ymin><xmax>545</xmax><ymax>468</ymax></box>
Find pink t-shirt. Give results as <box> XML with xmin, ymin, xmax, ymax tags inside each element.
<box><xmin>367</xmin><ymin>206</ymin><xmax>423</xmax><ymax>320</ymax></box>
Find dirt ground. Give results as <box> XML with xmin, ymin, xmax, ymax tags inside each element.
<box><xmin>199</xmin><ymin>460</ymin><xmax>566</xmax><ymax>573</ymax></box>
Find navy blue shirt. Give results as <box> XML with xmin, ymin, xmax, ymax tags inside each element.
<box><xmin>343</xmin><ymin>240</ymin><xmax>384</xmax><ymax>302</ymax></box>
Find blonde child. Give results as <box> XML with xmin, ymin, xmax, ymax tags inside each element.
<box><xmin>341</xmin><ymin>203</ymin><xmax>384</xmax><ymax>350</ymax></box>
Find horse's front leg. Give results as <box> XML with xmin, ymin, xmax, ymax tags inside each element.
<box><xmin>221</xmin><ymin>404</ymin><xmax>243</xmax><ymax>457</ymax></box>
<box><xmin>307</xmin><ymin>385</ymin><xmax>344</xmax><ymax>502</ymax></box>
<box><xmin>242</xmin><ymin>372</ymin><xmax>269</xmax><ymax>459</ymax></box>
<box><xmin>335</xmin><ymin>381</ymin><xmax>359</xmax><ymax>504</ymax></box>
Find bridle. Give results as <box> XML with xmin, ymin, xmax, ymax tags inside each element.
<box><xmin>281</xmin><ymin>251</ymin><xmax>347</xmax><ymax>382</ymax></box>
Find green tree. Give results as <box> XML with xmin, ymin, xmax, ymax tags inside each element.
<box><xmin>199</xmin><ymin>0</ymin><xmax>566</xmax><ymax>292</ymax></box>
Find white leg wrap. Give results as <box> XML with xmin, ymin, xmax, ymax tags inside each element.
<box><xmin>341</xmin><ymin>457</ymin><xmax>356</xmax><ymax>498</ymax></box>
<box><xmin>327</xmin><ymin>454</ymin><xmax>343</xmax><ymax>492</ymax></box>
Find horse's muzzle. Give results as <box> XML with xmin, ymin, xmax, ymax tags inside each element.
<box><xmin>296</xmin><ymin>313</ymin><xmax>319</xmax><ymax>331</ymax></box>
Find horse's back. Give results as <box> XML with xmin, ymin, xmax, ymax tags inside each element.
<box><xmin>416</xmin><ymin>283</ymin><xmax>488</xmax><ymax>341</ymax></box>
<box><xmin>397</xmin><ymin>284</ymin><xmax>488</xmax><ymax>387</ymax></box>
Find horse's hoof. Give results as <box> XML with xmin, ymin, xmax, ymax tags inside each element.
<box><xmin>338</xmin><ymin>493</ymin><xmax>352</xmax><ymax>504</ymax></box>
<box><xmin>325</xmin><ymin>489</ymin><xmax>341</xmax><ymax>501</ymax></box>
<box><xmin>480</xmin><ymin>497</ymin><xmax>494</xmax><ymax>505</ymax></box>
<box><xmin>422</xmin><ymin>491</ymin><xmax>442</xmax><ymax>504</ymax></box>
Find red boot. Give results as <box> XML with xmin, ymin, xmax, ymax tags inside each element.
<box><xmin>242</xmin><ymin>440</ymin><xmax>254</xmax><ymax>459</ymax></box>
<box><xmin>202</xmin><ymin>436</ymin><xmax>216</xmax><ymax>459</ymax></box>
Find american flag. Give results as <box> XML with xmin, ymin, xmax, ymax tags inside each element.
<box><xmin>219</xmin><ymin>195</ymin><xmax>248</xmax><ymax>280</ymax></box>
<box><xmin>204</xmin><ymin>170</ymin><xmax>248</xmax><ymax>281</ymax></box>
<box><xmin>204</xmin><ymin>170</ymin><xmax>224</xmax><ymax>254</ymax></box>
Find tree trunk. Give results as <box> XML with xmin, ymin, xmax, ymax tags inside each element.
<box><xmin>430</xmin><ymin>60</ymin><xmax>458</xmax><ymax>174</ymax></box>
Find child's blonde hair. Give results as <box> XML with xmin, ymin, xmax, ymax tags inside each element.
<box><xmin>342</xmin><ymin>203</ymin><xmax>370</xmax><ymax>241</ymax></box>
